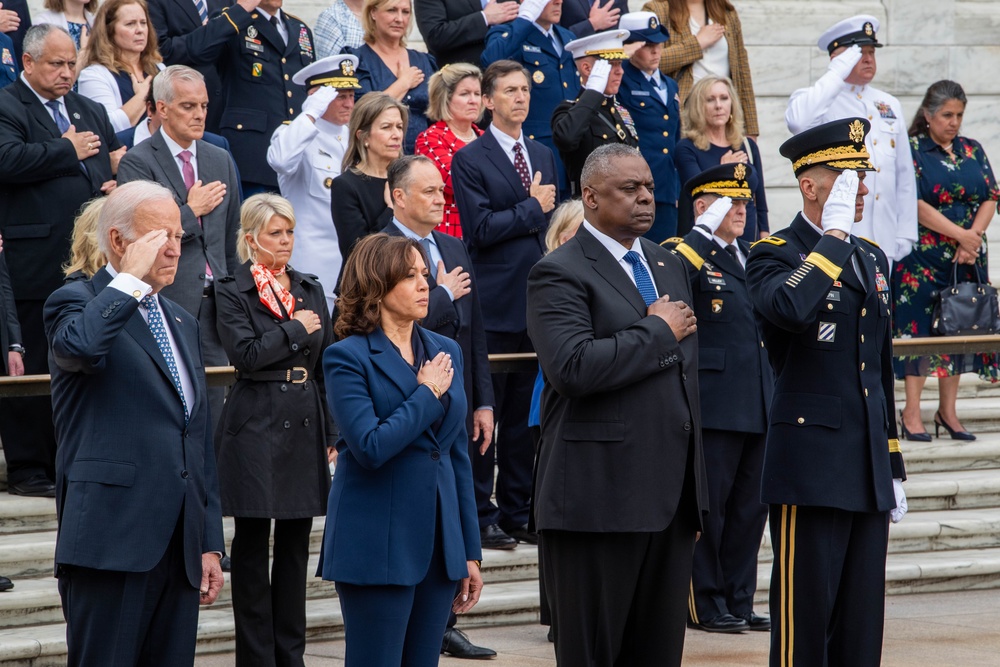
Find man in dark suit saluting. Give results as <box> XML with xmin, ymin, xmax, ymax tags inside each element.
<box><xmin>383</xmin><ymin>154</ymin><xmax>498</xmax><ymax>660</ymax></box>
<box><xmin>452</xmin><ymin>59</ymin><xmax>557</xmax><ymax>550</ymax></box>
<box><xmin>0</xmin><ymin>24</ymin><xmax>122</xmax><ymax>498</ymax></box>
<box><xmin>527</xmin><ymin>144</ymin><xmax>708</xmax><ymax>666</ymax></box>
<box><xmin>44</xmin><ymin>180</ymin><xmax>225</xmax><ymax>666</ymax></box>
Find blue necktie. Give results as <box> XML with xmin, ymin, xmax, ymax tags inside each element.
<box><xmin>45</xmin><ymin>100</ymin><xmax>70</xmax><ymax>133</ymax></box>
<box><xmin>141</xmin><ymin>296</ymin><xmax>189</xmax><ymax>422</ymax></box>
<box><xmin>623</xmin><ymin>251</ymin><xmax>658</xmax><ymax>307</ymax></box>
<box><xmin>194</xmin><ymin>0</ymin><xmax>208</xmax><ymax>23</ymax></box>
<box><xmin>419</xmin><ymin>238</ymin><xmax>438</xmax><ymax>279</ymax></box>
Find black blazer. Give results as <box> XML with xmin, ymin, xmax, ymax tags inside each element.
<box><xmin>0</xmin><ymin>254</ymin><xmax>20</xmax><ymax>374</ymax></box>
<box><xmin>331</xmin><ymin>169</ymin><xmax>393</xmax><ymax>270</ymax></box>
<box><xmin>526</xmin><ymin>226</ymin><xmax>708</xmax><ymax>532</ymax></box>
<box><xmin>0</xmin><ymin>80</ymin><xmax>121</xmax><ymax>300</ymax></box>
<box><xmin>558</xmin><ymin>0</ymin><xmax>628</xmax><ymax>38</ymax></box>
<box><xmin>383</xmin><ymin>221</ymin><xmax>495</xmax><ymax>426</ymax></box>
<box><xmin>451</xmin><ymin>130</ymin><xmax>555</xmax><ymax>333</ymax></box>
<box><xmin>414</xmin><ymin>0</ymin><xmax>496</xmax><ymax>67</ymax></box>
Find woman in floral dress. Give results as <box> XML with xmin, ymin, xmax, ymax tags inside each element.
<box><xmin>894</xmin><ymin>80</ymin><xmax>1000</xmax><ymax>442</ymax></box>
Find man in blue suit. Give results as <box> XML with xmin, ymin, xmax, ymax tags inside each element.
<box><xmin>452</xmin><ymin>59</ymin><xmax>556</xmax><ymax>549</ymax></box>
<box><xmin>481</xmin><ymin>0</ymin><xmax>578</xmax><ymax>199</ymax></box>
<box><xmin>44</xmin><ymin>181</ymin><xmax>225</xmax><ymax>666</ymax></box>
<box><xmin>617</xmin><ymin>11</ymin><xmax>680</xmax><ymax>242</ymax></box>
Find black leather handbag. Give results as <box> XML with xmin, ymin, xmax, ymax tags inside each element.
<box><xmin>931</xmin><ymin>263</ymin><xmax>1000</xmax><ymax>336</ymax></box>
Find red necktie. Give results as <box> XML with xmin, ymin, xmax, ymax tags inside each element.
<box><xmin>179</xmin><ymin>150</ymin><xmax>213</xmax><ymax>279</ymax></box>
<box><xmin>512</xmin><ymin>142</ymin><xmax>531</xmax><ymax>193</ymax></box>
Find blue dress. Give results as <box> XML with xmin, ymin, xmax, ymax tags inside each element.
<box><xmin>349</xmin><ymin>43</ymin><xmax>436</xmax><ymax>154</ymax></box>
<box><xmin>674</xmin><ymin>137</ymin><xmax>769</xmax><ymax>242</ymax></box>
<box><xmin>892</xmin><ymin>134</ymin><xmax>1000</xmax><ymax>380</ymax></box>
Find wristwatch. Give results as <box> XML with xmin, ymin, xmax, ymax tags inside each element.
<box><xmin>8</xmin><ymin>344</ymin><xmax>24</xmax><ymax>357</ymax></box>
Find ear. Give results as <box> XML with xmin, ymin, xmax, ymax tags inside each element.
<box><xmin>799</xmin><ymin>175</ymin><xmax>820</xmax><ymax>202</ymax></box>
<box><xmin>581</xmin><ymin>185</ymin><xmax>598</xmax><ymax>210</ymax></box>
<box><xmin>391</xmin><ymin>187</ymin><xmax>404</xmax><ymax>208</ymax></box>
<box><xmin>108</xmin><ymin>228</ymin><xmax>129</xmax><ymax>259</ymax></box>
<box><xmin>693</xmin><ymin>197</ymin><xmax>709</xmax><ymax>217</ymax></box>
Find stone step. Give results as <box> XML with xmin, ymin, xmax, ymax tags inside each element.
<box><xmin>905</xmin><ymin>469</ymin><xmax>1000</xmax><ymax>511</ymax></box>
<box><xmin>899</xmin><ymin>434</ymin><xmax>1000</xmax><ymax>474</ymax></box>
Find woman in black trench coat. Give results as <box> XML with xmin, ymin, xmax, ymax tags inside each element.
<box><xmin>215</xmin><ymin>193</ymin><xmax>336</xmax><ymax>667</ymax></box>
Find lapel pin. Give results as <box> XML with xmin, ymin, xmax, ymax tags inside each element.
<box><xmin>656</xmin><ymin>261</ymin><xmax>664</xmax><ymax>266</ymax></box>
<box><xmin>72</xmin><ymin>112</ymin><xmax>81</xmax><ymax>120</ymax></box>
<box><xmin>175</xmin><ymin>316</ymin><xmax>182</xmax><ymax>322</ymax></box>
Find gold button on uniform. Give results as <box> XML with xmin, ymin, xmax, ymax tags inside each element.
<box><xmin>284</xmin><ymin>74</ymin><xmax>289</xmax><ymax>80</ymax></box>
<box><xmin>287</xmin><ymin>91</ymin><xmax>292</xmax><ymax>97</ymax></box>
<box><xmin>864</xmin><ymin>388</ymin><xmax>869</xmax><ymax>397</ymax></box>
<box><xmin>563</xmin><ymin>82</ymin><xmax>568</xmax><ymax>88</ymax></box>
<box><xmin>662</xmin><ymin>131</ymin><xmax>669</xmax><ymax>137</ymax></box>
<box><xmin>861</xmin><ymin>334</ymin><xmax>865</xmax><ymax>343</ymax></box>
<box><xmin>663</xmin><ymin>115</ymin><xmax>669</xmax><ymax>120</ymax></box>
<box><xmin>640</xmin><ymin>102</ymin><xmax>645</xmax><ymax>107</ymax></box>
<box><xmin>862</xmin><ymin>308</ymin><xmax>867</xmax><ymax>316</ymax></box>
<box><xmin>237</xmin><ymin>123</ymin><xmax>243</xmax><ymax>129</ymax></box>
<box><xmin>289</xmin><ymin>108</ymin><xmax>294</xmax><ymax>114</ymax></box>
<box><xmin>827</xmin><ymin>303</ymin><xmax>833</xmax><ymax>310</ymax></box>
<box><xmin>602</xmin><ymin>134</ymin><xmax>608</xmax><ymax>139</ymax></box>
<box><xmin>662</xmin><ymin>148</ymin><xmax>668</xmax><ymax>154</ymax></box>
<box><xmin>281</xmin><ymin>57</ymin><xmax>286</xmax><ymax>64</ymax></box>
<box><xmin>861</xmin><ymin>362</ymin><xmax>866</xmax><ymax>370</ymax></box>
<box><xmin>797</xmin><ymin>418</ymin><xmax>805</xmax><ymax>424</ymax></box>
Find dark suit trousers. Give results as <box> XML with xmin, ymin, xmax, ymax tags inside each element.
<box><xmin>769</xmin><ymin>505</ymin><xmax>889</xmax><ymax>667</ymax></box>
<box><xmin>231</xmin><ymin>517</ymin><xmax>313</xmax><ymax>667</ymax></box>
<box><xmin>0</xmin><ymin>299</ymin><xmax>56</xmax><ymax>484</ymax></box>
<box><xmin>541</xmin><ymin>481</ymin><xmax>699</xmax><ymax>667</ymax></box>
<box><xmin>58</xmin><ymin>515</ymin><xmax>199</xmax><ymax>667</ymax></box>
<box><xmin>482</xmin><ymin>330</ymin><xmax>534</xmax><ymax>530</ymax></box>
<box><xmin>689</xmin><ymin>429</ymin><xmax>767</xmax><ymax>622</ymax></box>
<box><xmin>199</xmin><ymin>288</ymin><xmax>228</xmax><ymax>437</ymax></box>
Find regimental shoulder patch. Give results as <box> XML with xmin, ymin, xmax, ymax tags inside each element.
<box><xmin>857</xmin><ymin>236</ymin><xmax>880</xmax><ymax>248</ymax></box>
<box><xmin>751</xmin><ymin>236</ymin><xmax>786</xmax><ymax>248</ymax></box>
<box><xmin>817</xmin><ymin>321</ymin><xmax>837</xmax><ymax>343</ymax></box>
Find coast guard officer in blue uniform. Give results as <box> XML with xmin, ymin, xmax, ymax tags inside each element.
<box><xmin>662</xmin><ymin>163</ymin><xmax>772</xmax><ymax>635</ymax></box>
<box><xmin>618</xmin><ymin>11</ymin><xmax>679</xmax><ymax>242</ymax></box>
<box><xmin>481</xmin><ymin>0</ymin><xmax>578</xmax><ymax>198</ymax></box>
<box><xmin>0</xmin><ymin>32</ymin><xmax>16</xmax><ymax>90</ymax></box>
<box><xmin>745</xmin><ymin>118</ymin><xmax>907</xmax><ymax>667</ymax></box>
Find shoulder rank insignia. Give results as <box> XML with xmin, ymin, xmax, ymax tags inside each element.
<box><xmin>659</xmin><ymin>236</ymin><xmax>684</xmax><ymax>247</ymax></box>
<box><xmin>751</xmin><ymin>236</ymin><xmax>786</xmax><ymax>248</ymax></box>
<box><xmin>673</xmin><ymin>242</ymin><xmax>704</xmax><ymax>270</ymax></box>
<box><xmin>857</xmin><ymin>236</ymin><xmax>880</xmax><ymax>248</ymax></box>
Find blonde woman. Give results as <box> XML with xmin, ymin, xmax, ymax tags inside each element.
<box><xmin>349</xmin><ymin>0</ymin><xmax>436</xmax><ymax>152</ymax></box>
<box><xmin>414</xmin><ymin>63</ymin><xmax>483</xmax><ymax>238</ymax></box>
<box><xmin>214</xmin><ymin>193</ymin><xmax>336</xmax><ymax>667</ymax></box>
<box><xmin>675</xmin><ymin>75</ymin><xmax>767</xmax><ymax>241</ymax></box>
<box><xmin>77</xmin><ymin>0</ymin><xmax>163</xmax><ymax>132</ymax></box>
<box><xmin>63</xmin><ymin>198</ymin><xmax>107</xmax><ymax>280</ymax></box>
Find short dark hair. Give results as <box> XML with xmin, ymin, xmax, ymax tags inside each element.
<box><xmin>387</xmin><ymin>154</ymin><xmax>435</xmax><ymax>198</ymax></box>
<box><xmin>581</xmin><ymin>144</ymin><xmax>644</xmax><ymax>190</ymax></box>
<box><xmin>334</xmin><ymin>234</ymin><xmax>423</xmax><ymax>339</ymax></box>
<box><xmin>481</xmin><ymin>60</ymin><xmax>531</xmax><ymax>97</ymax></box>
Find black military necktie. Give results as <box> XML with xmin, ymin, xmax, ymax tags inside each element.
<box><xmin>270</xmin><ymin>15</ymin><xmax>286</xmax><ymax>46</ymax></box>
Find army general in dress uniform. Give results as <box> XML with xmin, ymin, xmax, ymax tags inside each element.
<box><xmin>663</xmin><ymin>162</ymin><xmax>772</xmax><ymax>635</ymax></box>
<box><xmin>551</xmin><ymin>29</ymin><xmax>638</xmax><ymax>196</ymax></box>
<box><xmin>745</xmin><ymin>118</ymin><xmax>908</xmax><ymax>667</ymax></box>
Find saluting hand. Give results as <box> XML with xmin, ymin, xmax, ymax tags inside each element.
<box><xmin>828</xmin><ymin>44</ymin><xmax>863</xmax><ymax>80</ymax></box>
<box><xmin>64</xmin><ymin>125</ymin><xmax>101</xmax><ymax>161</ymax></box>
<box><xmin>648</xmin><ymin>295</ymin><xmax>697</xmax><ymax>342</ymax></box>
<box><xmin>695</xmin><ymin>195</ymin><xmax>732</xmax><ymax>234</ymax></box>
<box><xmin>292</xmin><ymin>308</ymin><xmax>322</xmax><ymax>334</ymax></box>
<box><xmin>517</xmin><ymin>0</ymin><xmax>548</xmax><ymax>24</ymax></box>
<box><xmin>119</xmin><ymin>228</ymin><xmax>169</xmax><ymax>279</ymax></box>
<box><xmin>584</xmin><ymin>58</ymin><xmax>611</xmax><ymax>94</ymax></box>
<box><xmin>821</xmin><ymin>169</ymin><xmax>858</xmax><ymax>238</ymax></box>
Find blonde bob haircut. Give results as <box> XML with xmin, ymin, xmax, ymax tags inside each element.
<box><xmin>342</xmin><ymin>92</ymin><xmax>409</xmax><ymax>172</ymax></box>
<box><xmin>682</xmin><ymin>75</ymin><xmax>746</xmax><ymax>152</ymax></box>
<box><xmin>426</xmin><ymin>64</ymin><xmax>482</xmax><ymax>123</ymax></box>
<box><xmin>81</xmin><ymin>0</ymin><xmax>163</xmax><ymax>75</ymax></box>
<box><xmin>545</xmin><ymin>199</ymin><xmax>584</xmax><ymax>253</ymax></box>
<box><xmin>64</xmin><ymin>197</ymin><xmax>108</xmax><ymax>279</ymax></box>
<box><xmin>237</xmin><ymin>193</ymin><xmax>297</xmax><ymax>265</ymax></box>
<box><xmin>362</xmin><ymin>0</ymin><xmax>410</xmax><ymax>47</ymax></box>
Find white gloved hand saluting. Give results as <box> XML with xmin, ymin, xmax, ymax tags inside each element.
<box><xmin>517</xmin><ymin>0</ymin><xmax>548</xmax><ymax>24</ymax></box>
<box><xmin>302</xmin><ymin>86</ymin><xmax>339</xmax><ymax>122</ymax></box>
<box><xmin>696</xmin><ymin>196</ymin><xmax>732</xmax><ymax>234</ymax></box>
<box><xmin>891</xmin><ymin>478</ymin><xmax>908</xmax><ymax>523</ymax></box>
<box><xmin>828</xmin><ymin>44</ymin><xmax>863</xmax><ymax>81</ymax></box>
<box><xmin>585</xmin><ymin>59</ymin><xmax>611</xmax><ymax>94</ymax></box>
<box><xmin>821</xmin><ymin>169</ymin><xmax>859</xmax><ymax>236</ymax></box>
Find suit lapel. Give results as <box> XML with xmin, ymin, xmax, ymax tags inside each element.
<box><xmin>706</xmin><ymin>240</ymin><xmax>745</xmax><ymax>279</ymax></box>
<box><xmin>15</xmin><ymin>81</ymin><xmax>62</xmax><ymax>140</ymax></box>
<box><xmin>171</xmin><ymin>0</ymin><xmax>202</xmax><ymax>28</ymax></box>
<box><xmin>150</xmin><ymin>131</ymin><xmax>190</xmax><ymax>200</ymax></box>
<box><xmin>477</xmin><ymin>131</ymin><xmax>526</xmax><ymax>201</ymax></box>
<box><xmin>524</xmin><ymin>25</ymin><xmax>558</xmax><ymax>59</ymax></box>
<box><xmin>369</xmin><ymin>327</ymin><xmax>419</xmax><ymax>397</ymax></box>
<box><xmin>577</xmin><ymin>227</ymin><xmax>648</xmax><ymax>318</ymax></box>
<box><xmin>160</xmin><ymin>297</ymin><xmax>200</xmax><ymax>416</ymax></box>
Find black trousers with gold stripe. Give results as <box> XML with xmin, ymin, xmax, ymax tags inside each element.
<box><xmin>768</xmin><ymin>505</ymin><xmax>889</xmax><ymax>667</ymax></box>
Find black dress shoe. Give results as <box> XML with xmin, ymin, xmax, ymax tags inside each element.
<box><xmin>480</xmin><ymin>524</ymin><xmax>517</xmax><ymax>550</ymax></box>
<box><xmin>441</xmin><ymin>627</ymin><xmax>497</xmax><ymax>659</ymax></box>
<box><xmin>688</xmin><ymin>613</ymin><xmax>748</xmax><ymax>633</ymax></box>
<box><xmin>8</xmin><ymin>475</ymin><xmax>56</xmax><ymax>498</ymax></box>
<box><xmin>0</xmin><ymin>576</ymin><xmax>13</xmax><ymax>592</ymax></box>
<box><xmin>934</xmin><ymin>411</ymin><xmax>976</xmax><ymax>441</ymax></box>
<box><xmin>739</xmin><ymin>611</ymin><xmax>770</xmax><ymax>631</ymax></box>
<box><xmin>547</xmin><ymin>626</ymin><xmax>554</xmax><ymax>643</ymax></box>
<box><xmin>219</xmin><ymin>555</ymin><xmax>231</xmax><ymax>572</ymax></box>
<box><xmin>505</xmin><ymin>524</ymin><xmax>538</xmax><ymax>545</ymax></box>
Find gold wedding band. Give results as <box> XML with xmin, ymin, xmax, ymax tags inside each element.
<box><xmin>87</xmin><ymin>143</ymin><xmax>93</xmax><ymax>150</ymax></box>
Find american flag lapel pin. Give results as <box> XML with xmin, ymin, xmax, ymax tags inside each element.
<box><xmin>175</xmin><ymin>316</ymin><xmax>182</xmax><ymax>323</ymax></box>
<box><xmin>656</xmin><ymin>261</ymin><xmax>664</xmax><ymax>266</ymax></box>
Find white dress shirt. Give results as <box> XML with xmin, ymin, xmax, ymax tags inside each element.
<box><xmin>692</xmin><ymin>226</ymin><xmax>746</xmax><ymax>267</ymax></box>
<box><xmin>583</xmin><ymin>220</ymin><xmax>660</xmax><ymax>297</ymax></box>
<box><xmin>160</xmin><ymin>129</ymin><xmax>199</xmax><ymax>182</ymax></box>
<box><xmin>489</xmin><ymin>123</ymin><xmax>533</xmax><ymax>175</ymax></box>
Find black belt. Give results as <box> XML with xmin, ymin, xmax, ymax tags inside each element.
<box><xmin>236</xmin><ymin>367</ymin><xmax>309</xmax><ymax>384</ymax></box>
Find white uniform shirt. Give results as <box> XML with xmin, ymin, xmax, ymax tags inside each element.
<box><xmin>786</xmin><ymin>71</ymin><xmax>918</xmax><ymax>262</ymax></box>
<box><xmin>267</xmin><ymin>115</ymin><xmax>348</xmax><ymax>314</ymax></box>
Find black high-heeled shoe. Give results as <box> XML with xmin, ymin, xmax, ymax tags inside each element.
<box><xmin>934</xmin><ymin>410</ymin><xmax>976</xmax><ymax>441</ymax></box>
<box><xmin>899</xmin><ymin>410</ymin><xmax>931</xmax><ymax>442</ymax></box>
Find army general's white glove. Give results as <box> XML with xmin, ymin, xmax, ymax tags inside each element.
<box><xmin>821</xmin><ymin>169</ymin><xmax>858</xmax><ymax>236</ymax></box>
<box><xmin>302</xmin><ymin>86</ymin><xmax>339</xmax><ymax>121</ymax></box>
<box><xmin>696</xmin><ymin>196</ymin><xmax>732</xmax><ymax>234</ymax></box>
<box><xmin>585</xmin><ymin>59</ymin><xmax>611</xmax><ymax>94</ymax></box>
<box><xmin>518</xmin><ymin>0</ymin><xmax>548</xmax><ymax>23</ymax></box>
<box><xmin>891</xmin><ymin>479</ymin><xmax>908</xmax><ymax>523</ymax></box>
<box><xmin>828</xmin><ymin>44</ymin><xmax>863</xmax><ymax>81</ymax></box>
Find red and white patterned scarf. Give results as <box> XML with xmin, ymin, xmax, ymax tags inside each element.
<box><xmin>250</xmin><ymin>263</ymin><xmax>295</xmax><ymax>319</ymax></box>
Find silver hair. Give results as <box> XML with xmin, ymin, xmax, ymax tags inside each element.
<box><xmin>97</xmin><ymin>181</ymin><xmax>176</xmax><ymax>257</ymax></box>
<box><xmin>152</xmin><ymin>65</ymin><xmax>206</xmax><ymax>105</ymax></box>
<box><xmin>580</xmin><ymin>144</ymin><xmax>644</xmax><ymax>190</ymax></box>
<box><xmin>23</xmin><ymin>24</ymin><xmax>73</xmax><ymax>60</ymax></box>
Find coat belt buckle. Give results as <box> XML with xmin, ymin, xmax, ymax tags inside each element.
<box><xmin>288</xmin><ymin>367</ymin><xmax>309</xmax><ymax>384</ymax></box>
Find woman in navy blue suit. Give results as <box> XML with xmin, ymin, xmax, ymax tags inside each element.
<box><xmin>321</xmin><ymin>233</ymin><xmax>484</xmax><ymax>667</ymax></box>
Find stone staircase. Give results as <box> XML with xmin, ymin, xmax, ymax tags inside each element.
<box><xmin>0</xmin><ymin>376</ymin><xmax>999</xmax><ymax>663</ymax></box>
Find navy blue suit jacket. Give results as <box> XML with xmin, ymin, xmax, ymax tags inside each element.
<box><xmin>618</xmin><ymin>61</ymin><xmax>680</xmax><ymax>207</ymax></box>
<box><xmin>451</xmin><ymin>129</ymin><xmax>555</xmax><ymax>333</ymax></box>
<box><xmin>319</xmin><ymin>327</ymin><xmax>482</xmax><ymax>585</ymax></box>
<box><xmin>44</xmin><ymin>267</ymin><xmax>225</xmax><ymax>586</ymax></box>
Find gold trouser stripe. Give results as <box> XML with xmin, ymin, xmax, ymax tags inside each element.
<box><xmin>804</xmin><ymin>252</ymin><xmax>842</xmax><ymax>280</ymax></box>
<box><xmin>788</xmin><ymin>506</ymin><xmax>796</xmax><ymax>665</ymax></box>
<box><xmin>779</xmin><ymin>505</ymin><xmax>788</xmax><ymax>667</ymax></box>
<box><xmin>688</xmin><ymin>579</ymin><xmax>699</xmax><ymax>624</ymax></box>
<box><xmin>674</xmin><ymin>243</ymin><xmax>704</xmax><ymax>270</ymax></box>
<box><xmin>222</xmin><ymin>10</ymin><xmax>239</xmax><ymax>32</ymax></box>
<box><xmin>888</xmin><ymin>438</ymin><xmax>901</xmax><ymax>453</ymax></box>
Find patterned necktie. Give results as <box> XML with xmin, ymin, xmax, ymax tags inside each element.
<box><xmin>512</xmin><ymin>142</ymin><xmax>531</xmax><ymax>194</ymax></box>
<box><xmin>141</xmin><ymin>296</ymin><xmax>189</xmax><ymax>422</ymax></box>
<box><xmin>178</xmin><ymin>150</ymin><xmax>213</xmax><ymax>279</ymax></box>
<box><xmin>419</xmin><ymin>238</ymin><xmax>437</xmax><ymax>279</ymax></box>
<box><xmin>45</xmin><ymin>100</ymin><xmax>69</xmax><ymax>133</ymax></box>
<box><xmin>623</xmin><ymin>251</ymin><xmax>658</xmax><ymax>307</ymax></box>
<box><xmin>193</xmin><ymin>0</ymin><xmax>207</xmax><ymax>23</ymax></box>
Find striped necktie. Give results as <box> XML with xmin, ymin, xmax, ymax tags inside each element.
<box><xmin>194</xmin><ymin>0</ymin><xmax>208</xmax><ymax>23</ymax></box>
